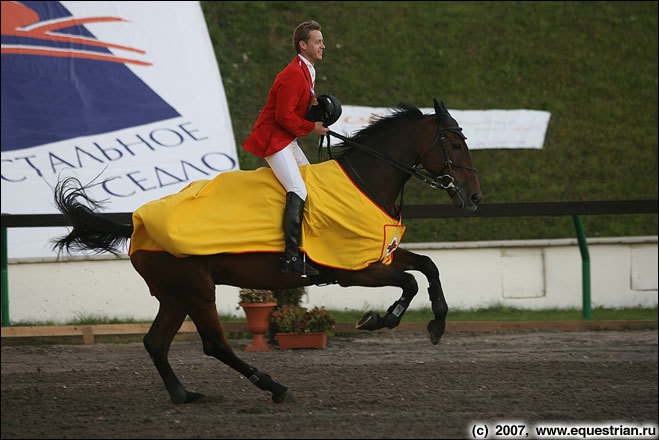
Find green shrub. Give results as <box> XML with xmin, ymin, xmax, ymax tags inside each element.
<box><xmin>271</xmin><ymin>287</ymin><xmax>305</xmax><ymax>307</ymax></box>
<box><xmin>238</xmin><ymin>289</ymin><xmax>275</xmax><ymax>305</ymax></box>
<box><xmin>271</xmin><ymin>305</ymin><xmax>336</xmax><ymax>334</ymax></box>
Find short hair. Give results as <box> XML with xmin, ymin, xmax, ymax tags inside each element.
<box><xmin>293</xmin><ymin>21</ymin><xmax>321</xmax><ymax>54</ymax></box>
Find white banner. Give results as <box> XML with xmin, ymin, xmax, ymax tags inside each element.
<box><xmin>332</xmin><ymin>105</ymin><xmax>551</xmax><ymax>149</ymax></box>
<box><xmin>1</xmin><ymin>1</ymin><xmax>238</xmax><ymax>258</ymax></box>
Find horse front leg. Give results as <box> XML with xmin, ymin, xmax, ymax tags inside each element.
<box><xmin>389</xmin><ymin>248</ymin><xmax>448</xmax><ymax>345</ymax></box>
<box><xmin>334</xmin><ymin>263</ymin><xmax>419</xmax><ymax>331</ymax></box>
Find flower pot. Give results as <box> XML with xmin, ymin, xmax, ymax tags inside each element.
<box><xmin>276</xmin><ymin>332</ymin><xmax>327</xmax><ymax>350</ymax></box>
<box><xmin>240</xmin><ymin>302</ymin><xmax>277</xmax><ymax>351</ymax></box>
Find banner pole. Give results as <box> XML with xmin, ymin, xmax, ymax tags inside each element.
<box><xmin>1</xmin><ymin>227</ymin><xmax>9</xmax><ymax>326</ymax></box>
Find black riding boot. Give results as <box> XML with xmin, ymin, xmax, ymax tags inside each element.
<box><xmin>281</xmin><ymin>192</ymin><xmax>319</xmax><ymax>277</ymax></box>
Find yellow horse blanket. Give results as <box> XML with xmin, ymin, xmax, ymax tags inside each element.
<box><xmin>129</xmin><ymin>159</ymin><xmax>406</xmax><ymax>271</ymax></box>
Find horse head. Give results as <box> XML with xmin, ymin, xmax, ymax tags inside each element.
<box><xmin>416</xmin><ymin>99</ymin><xmax>482</xmax><ymax>211</ymax></box>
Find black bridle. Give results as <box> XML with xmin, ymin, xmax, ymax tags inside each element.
<box><xmin>412</xmin><ymin>121</ymin><xmax>480</xmax><ymax>198</ymax></box>
<box><xmin>320</xmin><ymin>112</ymin><xmax>479</xmax><ymax>212</ymax></box>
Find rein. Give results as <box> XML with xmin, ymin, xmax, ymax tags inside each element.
<box><xmin>320</xmin><ymin>119</ymin><xmax>479</xmax><ymax>214</ymax></box>
<box><xmin>323</xmin><ymin>127</ymin><xmax>454</xmax><ymax>190</ymax></box>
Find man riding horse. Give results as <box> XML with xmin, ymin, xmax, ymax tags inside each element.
<box><xmin>242</xmin><ymin>20</ymin><xmax>331</xmax><ymax>277</ymax></box>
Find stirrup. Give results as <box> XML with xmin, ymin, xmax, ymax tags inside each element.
<box><xmin>282</xmin><ymin>253</ymin><xmax>319</xmax><ymax>278</ymax></box>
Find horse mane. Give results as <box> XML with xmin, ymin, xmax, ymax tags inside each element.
<box><xmin>336</xmin><ymin>103</ymin><xmax>425</xmax><ymax>151</ymax></box>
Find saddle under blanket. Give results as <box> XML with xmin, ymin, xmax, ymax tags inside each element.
<box><xmin>129</xmin><ymin>159</ymin><xmax>406</xmax><ymax>271</ymax></box>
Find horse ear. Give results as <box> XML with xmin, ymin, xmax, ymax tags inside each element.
<box><xmin>434</xmin><ymin>98</ymin><xmax>451</xmax><ymax>127</ymax></box>
<box><xmin>433</xmin><ymin>98</ymin><xmax>451</xmax><ymax>119</ymax></box>
<box><xmin>435</xmin><ymin>100</ymin><xmax>466</xmax><ymax>138</ymax></box>
<box><xmin>440</xmin><ymin>100</ymin><xmax>448</xmax><ymax>113</ymax></box>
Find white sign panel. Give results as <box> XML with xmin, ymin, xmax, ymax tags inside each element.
<box><xmin>1</xmin><ymin>1</ymin><xmax>238</xmax><ymax>258</ymax></box>
<box><xmin>332</xmin><ymin>105</ymin><xmax>551</xmax><ymax>149</ymax></box>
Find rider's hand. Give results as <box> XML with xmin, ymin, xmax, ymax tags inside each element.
<box><xmin>311</xmin><ymin>121</ymin><xmax>329</xmax><ymax>136</ymax></box>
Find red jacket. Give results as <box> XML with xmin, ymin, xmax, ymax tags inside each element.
<box><xmin>243</xmin><ymin>57</ymin><xmax>316</xmax><ymax>158</ymax></box>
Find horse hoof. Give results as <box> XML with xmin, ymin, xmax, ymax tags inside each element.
<box><xmin>427</xmin><ymin>319</ymin><xmax>445</xmax><ymax>345</ymax></box>
<box><xmin>356</xmin><ymin>312</ymin><xmax>384</xmax><ymax>331</ymax></box>
<box><xmin>272</xmin><ymin>390</ymin><xmax>296</xmax><ymax>404</ymax></box>
<box><xmin>186</xmin><ymin>392</ymin><xmax>206</xmax><ymax>403</ymax></box>
<box><xmin>172</xmin><ymin>391</ymin><xmax>206</xmax><ymax>404</ymax></box>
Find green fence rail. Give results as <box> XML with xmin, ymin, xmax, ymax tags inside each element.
<box><xmin>2</xmin><ymin>199</ymin><xmax>657</xmax><ymax>326</ymax></box>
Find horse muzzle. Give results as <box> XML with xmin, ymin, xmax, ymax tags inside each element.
<box><xmin>450</xmin><ymin>186</ymin><xmax>482</xmax><ymax>211</ymax></box>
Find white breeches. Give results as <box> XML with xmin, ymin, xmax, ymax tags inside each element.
<box><xmin>265</xmin><ymin>139</ymin><xmax>310</xmax><ymax>200</ymax></box>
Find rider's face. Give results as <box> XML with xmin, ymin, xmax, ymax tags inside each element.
<box><xmin>300</xmin><ymin>30</ymin><xmax>325</xmax><ymax>65</ymax></box>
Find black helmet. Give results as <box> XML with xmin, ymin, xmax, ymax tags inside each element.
<box><xmin>306</xmin><ymin>94</ymin><xmax>342</xmax><ymax>127</ymax></box>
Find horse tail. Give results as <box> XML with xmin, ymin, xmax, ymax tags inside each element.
<box><xmin>52</xmin><ymin>176</ymin><xmax>134</xmax><ymax>256</ymax></box>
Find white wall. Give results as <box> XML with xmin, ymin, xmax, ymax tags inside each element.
<box><xmin>5</xmin><ymin>237</ymin><xmax>657</xmax><ymax>324</ymax></box>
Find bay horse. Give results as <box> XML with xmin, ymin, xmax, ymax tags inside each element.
<box><xmin>52</xmin><ymin>99</ymin><xmax>482</xmax><ymax>405</ymax></box>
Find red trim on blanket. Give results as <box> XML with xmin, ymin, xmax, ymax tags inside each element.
<box><xmin>128</xmin><ymin>248</ymin><xmax>170</xmax><ymax>257</ymax></box>
<box><xmin>129</xmin><ymin>248</ymin><xmax>374</xmax><ymax>272</ymax></box>
<box><xmin>304</xmin><ymin>251</ymin><xmax>374</xmax><ymax>272</ymax></box>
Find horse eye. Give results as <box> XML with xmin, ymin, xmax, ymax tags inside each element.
<box><xmin>452</xmin><ymin>143</ymin><xmax>462</xmax><ymax>150</ymax></box>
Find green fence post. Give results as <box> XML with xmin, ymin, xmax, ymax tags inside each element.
<box><xmin>1</xmin><ymin>227</ymin><xmax>9</xmax><ymax>327</ymax></box>
<box><xmin>572</xmin><ymin>215</ymin><xmax>591</xmax><ymax>321</ymax></box>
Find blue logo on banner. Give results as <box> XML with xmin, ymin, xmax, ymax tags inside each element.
<box><xmin>1</xmin><ymin>1</ymin><xmax>180</xmax><ymax>152</ymax></box>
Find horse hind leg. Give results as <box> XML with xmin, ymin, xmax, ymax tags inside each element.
<box><xmin>144</xmin><ymin>299</ymin><xmax>205</xmax><ymax>404</ymax></box>
<box><xmin>188</xmin><ymin>303</ymin><xmax>295</xmax><ymax>404</ymax></box>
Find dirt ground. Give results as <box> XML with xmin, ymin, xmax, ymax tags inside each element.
<box><xmin>2</xmin><ymin>329</ymin><xmax>657</xmax><ymax>439</ymax></box>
